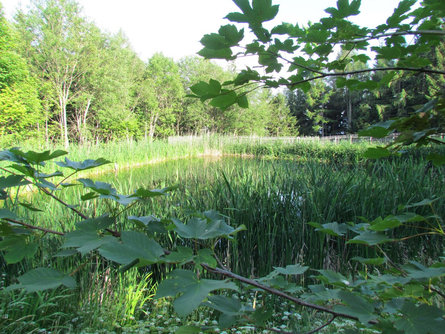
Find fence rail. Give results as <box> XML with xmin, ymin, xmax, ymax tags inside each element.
<box><xmin>168</xmin><ymin>134</ymin><xmax>400</xmax><ymax>145</ymax></box>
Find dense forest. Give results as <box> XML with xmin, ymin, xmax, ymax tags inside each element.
<box><xmin>0</xmin><ymin>0</ymin><xmax>444</xmax><ymax>147</ymax></box>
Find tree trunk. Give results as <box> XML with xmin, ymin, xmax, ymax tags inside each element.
<box><xmin>347</xmin><ymin>89</ymin><xmax>352</xmax><ymax>132</ymax></box>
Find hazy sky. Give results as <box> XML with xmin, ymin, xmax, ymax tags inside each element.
<box><xmin>2</xmin><ymin>0</ymin><xmax>403</xmax><ymax>61</ymax></box>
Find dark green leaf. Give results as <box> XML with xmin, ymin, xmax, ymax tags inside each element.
<box><xmin>237</xmin><ymin>94</ymin><xmax>249</xmax><ymax>108</ymax></box>
<box><xmin>395</xmin><ymin>301</ymin><xmax>445</xmax><ymax>334</ymax></box>
<box><xmin>176</xmin><ymin>327</ymin><xmax>202</xmax><ymax>334</ymax></box>
<box><xmin>347</xmin><ymin>231</ymin><xmax>393</xmax><ymax>245</ymax></box>
<box><xmin>56</xmin><ymin>158</ymin><xmax>110</xmax><ymax>171</ymax></box>
<box><xmin>203</xmin><ymin>295</ymin><xmax>242</xmax><ymax>315</ymax></box>
<box><xmin>0</xmin><ymin>175</ymin><xmax>30</xmax><ymax>188</ymax></box>
<box><xmin>198</xmin><ymin>47</ymin><xmax>233</xmax><ymax>60</ymax></box>
<box><xmin>0</xmin><ymin>235</ymin><xmax>38</xmax><ymax>264</ymax></box>
<box><xmin>351</xmin><ymin>257</ymin><xmax>386</xmax><ymax>265</ymax></box>
<box><xmin>363</xmin><ymin>147</ymin><xmax>391</xmax><ymax>159</ymax></box>
<box><xmin>99</xmin><ymin>231</ymin><xmax>164</xmax><ymax>266</ymax></box>
<box><xmin>173</xmin><ymin>216</ymin><xmax>245</xmax><ymax>240</ymax></box>
<box><xmin>272</xmin><ymin>264</ymin><xmax>309</xmax><ymax>276</ymax></box>
<box><xmin>195</xmin><ymin>248</ymin><xmax>217</xmax><ymax>268</ymax></box>
<box><xmin>163</xmin><ymin>246</ymin><xmax>194</xmax><ymax>264</ymax></box>
<box><xmin>9</xmin><ymin>268</ymin><xmax>76</xmax><ymax>292</ymax></box>
<box><xmin>155</xmin><ymin>269</ymin><xmax>238</xmax><ymax>317</ymax></box>
<box><xmin>19</xmin><ymin>202</ymin><xmax>42</xmax><ymax>212</ymax></box>
<box><xmin>334</xmin><ymin>291</ymin><xmax>375</xmax><ymax>324</ymax></box>
<box><xmin>427</xmin><ymin>153</ymin><xmax>445</xmax><ymax>167</ymax></box>
<box><xmin>210</xmin><ymin>91</ymin><xmax>238</xmax><ymax>109</ymax></box>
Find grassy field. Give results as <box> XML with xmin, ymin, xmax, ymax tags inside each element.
<box><xmin>1</xmin><ymin>137</ymin><xmax>444</xmax><ymax>332</ymax></box>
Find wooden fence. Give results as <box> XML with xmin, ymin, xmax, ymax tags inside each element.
<box><xmin>168</xmin><ymin>134</ymin><xmax>400</xmax><ymax>145</ymax></box>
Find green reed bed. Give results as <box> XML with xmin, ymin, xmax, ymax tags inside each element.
<box><xmin>20</xmin><ymin>153</ymin><xmax>444</xmax><ymax>277</ymax></box>
<box><xmin>32</xmin><ymin>153</ymin><xmax>440</xmax><ymax>278</ymax></box>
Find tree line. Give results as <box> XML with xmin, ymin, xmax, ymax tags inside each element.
<box><xmin>0</xmin><ymin>0</ymin><xmax>443</xmax><ymax>147</ymax></box>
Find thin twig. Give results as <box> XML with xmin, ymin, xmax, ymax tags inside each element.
<box><xmin>201</xmin><ymin>264</ymin><xmax>366</xmax><ymax>322</ymax></box>
<box><xmin>3</xmin><ymin>217</ymin><xmax>65</xmax><ymax>236</ymax></box>
<box><xmin>430</xmin><ymin>287</ymin><xmax>445</xmax><ymax>299</ymax></box>
<box><xmin>287</xmin><ymin>67</ymin><xmax>445</xmax><ymax>89</ymax></box>
<box><xmin>37</xmin><ymin>185</ymin><xmax>88</xmax><ymax>220</ymax></box>
<box><xmin>304</xmin><ymin>314</ymin><xmax>337</xmax><ymax>334</ymax></box>
<box><xmin>344</xmin><ymin>30</ymin><xmax>445</xmax><ymax>44</ymax></box>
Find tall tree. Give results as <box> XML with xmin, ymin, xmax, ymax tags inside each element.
<box><xmin>92</xmin><ymin>31</ymin><xmax>144</xmax><ymax>141</ymax></box>
<box><xmin>0</xmin><ymin>4</ymin><xmax>42</xmax><ymax>142</ymax></box>
<box><xmin>135</xmin><ymin>53</ymin><xmax>184</xmax><ymax>139</ymax></box>
<box><xmin>15</xmin><ymin>0</ymin><xmax>94</xmax><ymax>147</ymax></box>
<box><xmin>178</xmin><ymin>56</ymin><xmax>232</xmax><ymax>134</ymax></box>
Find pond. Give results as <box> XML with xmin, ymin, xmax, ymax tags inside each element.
<box><xmin>85</xmin><ymin>155</ymin><xmax>444</xmax><ymax>276</ymax></box>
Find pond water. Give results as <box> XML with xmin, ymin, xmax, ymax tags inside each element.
<box><xmin>45</xmin><ymin>154</ymin><xmax>442</xmax><ymax>276</ymax></box>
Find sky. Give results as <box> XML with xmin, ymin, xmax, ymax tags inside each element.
<box><xmin>1</xmin><ymin>0</ymin><xmax>403</xmax><ymax>62</ymax></box>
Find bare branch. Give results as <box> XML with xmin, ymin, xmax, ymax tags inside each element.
<box><xmin>287</xmin><ymin>67</ymin><xmax>445</xmax><ymax>89</ymax></box>
<box><xmin>304</xmin><ymin>314</ymin><xmax>337</xmax><ymax>334</ymax></box>
<box><xmin>201</xmin><ymin>264</ymin><xmax>366</xmax><ymax>322</ymax></box>
<box><xmin>344</xmin><ymin>30</ymin><xmax>445</xmax><ymax>44</ymax></box>
<box><xmin>3</xmin><ymin>217</ymin><xmax>65</xmax><ymax>236</ymax></box>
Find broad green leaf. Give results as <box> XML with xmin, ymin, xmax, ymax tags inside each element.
<box><xmin>210</xmin><ymin>91</ymin><xmax>238</xmax><ymax>109</ymax></box>
<box><xmin>363</xmin><ymin>147</ymin><xmax>391</xmax><ymax>159</ymax></box>
<box><xmin>63</xmin><ymin>231</ymin><xmax>112</xmax><ymax>256</ymax></box>
<box><xmin>77</xmin><ymin>178</ymin><xmax>117</xmax><ymax>196</ymax></box>
<box><xmin>358</xmin><ymin>126</ymin><xmax>391</xmax><ymax>138</ymax></box>
<box><xmin>218</xmin><ymin>313</ymin><xmax>238</xmax><ymax>329</ymax></box>
<box><xmin>395</xmin><ymin>301</ymin><xmax>445</xmax><ymax>334</ymax></box>
<box><xmin>0</xmin><ymin>208</ymin><xmax>20</xmax><ymax>220</ymax></box>
<box><xmin>251</xmin><ymin>306</ymin><xmax>273</xmax><ymax>327</ymax></box>
<box><xmin>0</xmin><ymin>235</ymin><xmax>38</xmax><ymax>264</ymax></box>
<box><xmin>176</xmin><ymin>326</ymin><xmax>202</xmax><ymax>334</ymax></box>
<box><xmin>155</xmin><ymin>269</ymin><xmax>238</xmax><ymax>317</ymax></box>
<box><xmin>129</xmin><ymin>185</ymin><xmax>177</xmax><ymax>199</ymax></box>
<box><xmin>427</xmin><ymin>153</ymin><xmax>445</xmax><ymax>166</ymax></box>
<box><xmin>80</xmin><ymin>192</ymin><xmax>99</xmax><ymax>201</ymax></box>
<box><xmin>9</xmin><ymin>268</ymin><xmax>76</xmax><ymax>292</ymax></box>
<box><xmin>56</xmin><ymin>158</ymin><xmax>110</xmax><ymax>171</ymax></box>
<box><xmin>0</xmin><ymin>175</ymin><xmax>30</xmax><ymax>188</ymax></box>
<box><xmin>190</xmin><ymin>81</ymin><xmax>211</xmax><ymax>96</ymax></box>
<box><xmin>316</xmin><ymin>270</ymin><xmax>350</xmax><ymax>287</ymax></box>
<box><xmin>195</xmin><ymin>248</ymin><xmax>217</xmax><ymax>268</ymax></box>
<box><xmin>128</xmin><ymin>215</ymin><xmax>167</xmax><ymax>233</ymax></box>
<box><xmin>76</xmin><ymin>215</ymin><xmax>115</xmax><ymax>232</ymax></box>
<box><xmin>36</xmin><ymin>179</ymin><xmax>58</xmax><ymax>191</ymax></box>
<box><xmin>237</xmin><ymin>94</ymin><xmax>249</xmax><ymax>108</ymax></box>
<box><xmin>347</xmin><ymin>231</ymin><xmax>393</xmax><ymax>246</ymax></box>
<box><xmin>403</xmin><ymin>261</ymin><xmax>445</xmax><ymax>280</ymax></box>
<box><xmin>203</xmin><ymin>295</ymin><xmax>242</xmax><ymax>316</ymax></box>
<box><xmin>406</xmin><ymin>198</ymin><xmax>439</xmax><ymax>208</ymax></box>
<box><xmin>200</xmin><ymin>33</ymin><xmax>230</xmax><ymax>49</ymax></box>
<box><xmin>309</xmin><ymin>221</ymin><xmax>349</xmax><ymax>236</ymax></box>
<box><xmin>272</xmin><ymin>264</ymin><xmax>309</xmax><ymax>276</ymax></box>
<box><xmin>369</xmin><ymin>216</ymin><xmax>403</xmax><ymax>231</ymax></box>
<box><xmin>10</xmin><ymin>149</ymin><xmax>67</xmax><ymax>166</ymax></box>
<box><xmin>208</xmin><ymin>79</ymin><xmax>222</xmax><ymax>95</ymax></box>
<box><xmin>9</xmin><ymin>164</ymin><xmax>35</xmax><ymax>177</ymax></box>
<box><xmin>218</xmin><ymin>24</ymin><xmax>244</xmax><ymax>45</ymax></box>
<box><xmin>173</xmin><ymin>216</ymin><xmax>245</xmax><ymax>240</ymax></box>
<box><xmin>54</xmin><ymin>249</ymin><xmax>77</xmax><ymax>258</ymax></box>
<box><xmin>198</xmin><ymin>47</ymin><xmax>233</xmax><ymax>60</ymax></box>
<box><xmin>34</xmin><ymin>171</ymin><xmax>64</xmax><ymax>179</ymax></box>
<box><xmin>163</xmin><ymin>246</ymin><xmax>194</xmax><ymax>264</ymax></box>
<box><xmin>19</xmin><ymin>202</ymin><xmax>42</xmax><ymax>212</ymax></box>
<box><xmin>99</xmin><ymin>231</ymin><xmax>164</xmax><ymax>266</ymax></box>
<box><xmin>334</xmin><ymin>291</ymin><xmax>375</xmax><ymax>324</ymax></box>
<box><xmin>351</xmin><ymin>257</ymin><xmax>386</xmax><ymax>265</ymax></box>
